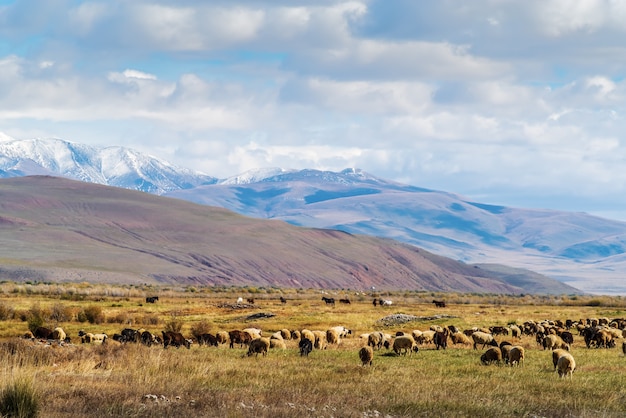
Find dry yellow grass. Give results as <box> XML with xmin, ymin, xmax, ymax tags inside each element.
<box><xmin>1</xmin><ymin>283</ymin><xmax>626</xmax><ymax>417</ymax></box>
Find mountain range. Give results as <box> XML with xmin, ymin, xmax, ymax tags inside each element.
<box><xmin>1</xmin><ymin>137</ymin><xmax>625</xmax><ymax>294</ymax></box>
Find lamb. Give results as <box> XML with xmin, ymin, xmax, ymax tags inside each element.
<box><xmin>480</xmin><ymin>347</ymin><xmax>502</xmax><ymax>365</ymax></box>
<box><xmin>557</xmin><ymin>352</ymin><xmax>576</xmax><ymax>379</ymax></box>
<box><xmin>359</xmin><ymin>346</ymin><xmax>374</xmax><ymax>366</ymax></box>
<box><xmin>508</xmin><ymin>346</ymin><xmax>525</xmax><ymax>366</ymax></box>
<box><xmin>247</xmin><ymin>337</ymin><xmax>270</xmax><ymax>357</ymax></box>
<box><xmin>471</xmin><ymin>331</ymin><xmax>498</xmax><ymax>350</ymax></box>
<box><xmin>393</xmin><ymin>335</ymin><xmax>418</xmax><ymax>356</ymax></box>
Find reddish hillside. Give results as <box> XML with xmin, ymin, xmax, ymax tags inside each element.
<box><xmin>0</xmin><ymin>176</ymin><xmax>577</xmax><ymax>293</ymax></box>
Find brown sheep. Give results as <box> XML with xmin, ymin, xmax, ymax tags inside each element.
<box><xmin>359</xmin><ymin>346</ymin><xmax>374</xmax><ymax>366</ymax></box>
<box><xmin>509</xmin><ymin>346</ymin><xmax>525</xmax><ymax>366</ymax></box>
<box><xmin>480</xmin><ymin>347</ymin><xmax>502</xmax><ymax>365</ymax></box>
<box><xmin>450</xmin><ymin>332</ymin><xmax>472</xmax><ymax>346</ymax></box>
<box><xmin>247</xmin><ymin>337</ymin><xmax>270</xmax><ymax>357</ymax></box>
<box><xmin>552</xmin><ymin>348</ymin><xmax>570</xmax><ymax>369</ymax></box>
<box><xmin>326</xmin><ymin>328</ymin><xmax>340</xmax><ymax>345</ymax></box>
<box><xmin>393</xmin><ymin>335</ymin><xmax>418</xmax><ymax>356</ymax></box>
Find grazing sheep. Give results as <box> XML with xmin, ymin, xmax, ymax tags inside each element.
<box><xmin>22</xmin><ymin>331</ymin><xmax>34</xmax><ymax>340</ymax></box>
<box><xmin>243</xmin><ymin>328</ymin><xmax>262</xmax><ymax>339</ymax></box>
<box><xmin>312</xmin><ymin>330</ymin><xmax>327</xmax><ymax>350</ymax></box>
<box><xmin>450</xmin><ymin>332</ymin><xmax>472</xmax><ymax>346</ymax></box>
<box><xmin>509</xmin><ymin>346</ymin><xmax>525</xmax><ymax>366</ymax></box>
<box><xmin>433</xmin><ymin>328</ymin><xmax>449</xmax><ymax>350</ymax></box>
<box><xmin>300</xmin><ymin>329</ymin><xmax>315</xmax><ymax>343</ymax></box>
<box><xmin>270</xmin><ymin>331</ymin><xmax>284</xmax><ymax>341</ymax></box>
<box><xmin>480</xmin><ymin>347</ymin><xmax>502</xmax><ymax>365</ymax></box>
<box><xmin>359</xmin><ymin>346</ymin><xmax>374</xmax><ymax>366</ymax></box>
<box><xmin>471</xmin><ymin>331</ymin><xmax>498</xmax><ymax>350</ymax></box>
<box><xmin>509</xmin><ymin>325</ymin><xmax>522</xmax><ymax>338</ymax></box>
<box><xmin>416</xmin><ymin>330</ymin><xmax>436</xmax><ymax>345</ymax></box>
<box><xmin>291</xmin><ymin>330</ymin><xmax>301</xmax><ymax>340</ymax></box>
<box><xmin>216</xmin><ymin>331</ymin><xmax>229</xmax><ymax>345</ymax></box>
<box><xmin>411</xmin><ymin>330</ymin><xmax>423</xmax><ymax>342</ymax></box>
<box><xmin>280</xmin><ymin>329</ymin><xmax>291</xmax><ymax>340</ymax></box>
<box><xmin>329</xmin><ymin>326</ymin><xmax>352</xmax><ymax>338</ymax></box>
<box><xmin>51</xmin><ymin>327</ymin><xmax>67</xmax><ymax>341</ymax></box>
<box><xmin>269</xmin><ymin>338</ymin><xmax>287</xmax><ymax>349</ymax></box>
<box><xmin>542</xmin><ymin>334</ymin><xmax>569</xmax><ymax>351</ymax></box>
<box><xmin>299</xmin><ymin>338</ymin><xmax>313</xmax><ymax>357</ymax></box>
<box><xmin>247</xmin><ymin>337</ymin><xmax>270</xmax><ymax>357</ymax></box>
<box><xmin>326</xmin><ymin>328</ymin><xmax>341</xmax><ymax>345</ymax></box>
<box><xmin>557</xmin><ymin>352</ymin><xmax>576</xmax><ymax>379</ymax></box>
<box><xmin>552</xmin><ymin>349</ymin><xmax>570</xmax><ymax>369</ymax></box>
<box><xmin>368</xmin><ymin>332</ymin><xmax>384</xmax><ymax>350</ymax></box>
<box><xmin>393</xmin><ymin>335</ymin><xmax>418</xmax><ymax>356</ymax></box>
<box><xmin>500</xmin><ymin>344</ymin><xmax>514</xmax><ymax>364</ymax></box>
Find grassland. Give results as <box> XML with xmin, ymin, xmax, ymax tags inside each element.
<box><xmin>1</xmin><ymin>282</ymin><xmax>626</xmax><ymax>417</ymax></box>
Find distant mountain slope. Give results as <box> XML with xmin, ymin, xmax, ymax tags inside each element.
<box><xmin>166</xmin><ymin>168</ymin><xmax>626</xmax><ymax>294</ymax></box>
<box><xmin>0</xmin><ymin>176</ymin><xmax>577</xmax><ymax>294</ymax></box>
<box><xmin>0</xmin><ymin>138</ymin><xmax>216</xmax><ymax>194</ymax></box>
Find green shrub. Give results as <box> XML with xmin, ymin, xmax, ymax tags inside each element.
<box><xmin>0</xmin><ymin>378</ymin><xmax>39</xmax><ymax>418</ymax></box>
<box><xmin>81</xmin><ymin>305</ymin><xmax>105</xmax><ymax>324</ymax></box>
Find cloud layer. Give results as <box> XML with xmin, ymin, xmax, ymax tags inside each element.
<box><xmin>1</xmin><ymin>0</ymin><xmax>626</xmax><ymax>219</ymax></box>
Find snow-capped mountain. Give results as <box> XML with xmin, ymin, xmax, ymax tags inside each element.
<box><xmin>0</xmin><ymin>138</ymin><xmax>217</xmax><ymax>194</ymax></box>
<box><xmin>2</xmin><ymin>137</ymin><xmax>626</xmax><ymax>294</ymax></box>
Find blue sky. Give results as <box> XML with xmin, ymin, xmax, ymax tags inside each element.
<box><xmin>2</xmin><ymin>1</ymin><xmax>626</xmax><ymax>220</ymax></box>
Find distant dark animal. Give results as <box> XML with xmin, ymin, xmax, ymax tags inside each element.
<box><xmin>162</xmin><ymin>331</ymin><xmax>191</xmax><ymax>349</ymax></box>
<box><xmin>372</xmin><ymin>299</ymin><xmax>378</xmax><ymax>307</ymax></box>
<box><xmin>141</xmin><ymin>330</ymin><xmax>157</xmax><ymax>346</ymax></box>
<box><xmin>432</xmin><ymin>300</ymin><xmax>446</xmax><ymax>308</ymax></box>
<box><xmin>146</xmin><ymin>296</ymin><xmax>159</xmax><ymax>303</ymax></box>
<box><xmin>280</xmin><ymin>296</ymin><xmax>287</xmax><ymax>304</ymax></box>
<box><xmin>434</xmin><ymin>328</ymin><xmax>449</xmax><ymax>350</ymax></box>
<box><xmin>299</xmin><ymin>338</ymin><xmax>313</xmax><ymax>357</ymax></box>
<box><xmin>197</xmin><ymin>333</ymin><xmax>219</xmax><ymax>347</ymax></box>
<box><xmin>121</xmin><ymin>328</ymin><xmax>140</xmax><ymax>343</ymax></box>
<box><xmin>489</xmin><ymin>326</ymin><xmax>509</xmax><ymax>336</ymax></box>
<box><xmin>247</xmin><ymin>298</ymin><xmax>255</xmax><ymax>304</ymax></box>
<box><xmin>229</xmin><ymin>330</ymin><xmax>252</xmax><ymax>349</ymax></box>
<box><xmin>339</xmin><ymin>298</ymin><xmax>351</xmax><ymax>304</ymax></box>
<box><xmin>33</xmin><ymin>326</ymin><xmax>53</xmax><ymax>339</ymax></box>
<box><xmin>322</xmin><ymin>297</ymin><xmax>335</xmax><ymax>305</ymax></box>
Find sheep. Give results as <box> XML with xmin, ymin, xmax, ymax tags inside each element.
<box><xmin>509</xmin><ymin>325</ymin><xmax>522</xmax><ymax>338</ymax></box>
<box><xmin>312</xmin><ymin>330</ymin><xmax>327</xmax><ymax>350</ymax></box>
<box><xmin>329</xmin><ymin>326</ymin><xmax>352</xmax><ymax>338</ymax></box>
<box><xmin>393</xmin><ymin>335</ymin><xmax>418</xmax><ymax>356</ymax></box>
<box><xmin>280</xmin><ymin>329</ymin><xmax>291</xmax><ymax>340</ymax></box>
<box><xmin>500</xmin><ymin>344</ymin><xmax>514</xmax><ymax>364</ymax></box>
<box><xmin>270</xmin><ymin>331</ymin><xmax>283</xmax><ymax>341</ymax></box>
<box><xmin>236</xmin><ymin>297</ymin><xmax>243</xmax><ymax>304</ymax></box>
<box><xmin>22</xmin><ymin>331</ymin><xmax>34</xmax><ymax>340</ymax></box>
<box><xmin>557</xmin><ymin>352</ymin><xmax>576</xmax><ymax>379</ymax></box>
<box><xmin>368</xmin><ymin>332</ymin><xmax>384</xmax><ymax>350</ymax></box>
<box><xmin>243</xmin><ymin>328</ymin><xmax>262</xmax><ymax>339</ymax></box>
<box><xmin>450</xmin><ymin>332</ymin><xmax>472</xmax><ymax>346</ymax></box>
<box><xmin>247</xmin><ymin>337</ymin><xmax>270</xmax><ymax>357</ymax></box>
<box><xmin>299</xmin><ymin>338</ymin><xmax>313</xmax><ymax>357</ymax></box>
<box><xmin>623</xmin><ymin>341</ymin><xmax>626</xmax><ymax>356</ymax></box>
<box><xmin>216</xmin><ymin>331</ymin><xmax>229</xmax><ymax>345</ymax></box>
<box><xmin>552</xmin><ymin>348</ymin><xmax>570</xmax><ymax>369</ymax></box>
<box><xmin>433</xmin><ymin>328</ymin><xmax>449</xmax><ymax>350</ymax></box>
<box><xmin>269</xmin><ymin>338</ymin><xmax>286</xmax><ymax>350</ymax></box>
<box><xmin>471</xmin><ymin>331</ymin><xmax>498</xmax><ymax>350</ymax></box>
<box><xmin>480</xmin><ymin>347</ymin><xmax>502</xmax><ymax>365</ymax></box>
<box><xmin>300</xmin><ymin>329</ymin><xmax>315</xmax><ymax>343</ymax></box>
<box><xmin>411</xmin><ymin>330</ymin><xmax>423</xmax><ymax>342</ymax></box>
<box><xmin>542</xmin><ymin>334</ymin><xmax>569</xmax><ymax>351</ymax></box>
<box><xmin>291</xmin><ymin>330</ymin><xmax>301</xmax><ymax>340</ymax></box>
<box><xmin>78</xmin><ymin>330</ymin><xmax>107</xmax><ymax>344</ymax></box>
<box><xmin>326</xmin><ymin>328</ymin><xmax>341</xmax><ymax>345</ymax></box>
<box><xmin>416</xmin><ymin>330</ymin><xmax>436</xmax><ymax>345</ymax></box>
<box><xmin>508</xmin><ymin>346</ymin><xmax>525</xmax><ymax>366</ymax></box>
<box><xmin>51</xmin><ymin>327</ymin><xmax>67</xmax><ymax>341</ymax></box>
<box><xmin>359</xmin><ymin>346</ymin><xmax>374</xmax><ymax>366</ymax></box>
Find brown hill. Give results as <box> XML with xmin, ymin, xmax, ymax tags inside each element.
<box><xmin>0</xmin><ymin>176</ymin><xmax>577</xmax><ymax>293</ymax></box>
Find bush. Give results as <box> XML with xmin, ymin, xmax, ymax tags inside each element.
<box><xmin>164</xmin><ymin>317</ymin><xmax>183</xmax><ymax>333</ymax></box>
<box><xmin>0</xmin><ymin>378</ymin><xmax>39</xmax><ymax>418</ymax></box>
<box><xmin>81</xmin><ymin>306</ymin><xmax>105</xmax><ymax>324</ymax></box>
<box><xmin>190</xmin><ymin>320</ymin><xmax>213</xmax><ymax>340</ymax></box>
<box><xmin>48</xmin><ymin>303</ymin><xmax>73</xmax><ymax>322</ymax></box>
<box><xmin>0</xmin><ymin>302</ymin><xmax>14</xmax><ymax>321</ymax></box>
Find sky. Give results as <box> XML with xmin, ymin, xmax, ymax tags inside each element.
<box><xmin>1</xmin><ymin>1</ymin><xmax>626</xmax><ymax>220</ymax></box>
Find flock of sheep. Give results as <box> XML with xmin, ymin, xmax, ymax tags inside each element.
<box><xmin>21</xmin><ymin>303</ymin><xmax>626</xmax><ymax>381</ymax></box>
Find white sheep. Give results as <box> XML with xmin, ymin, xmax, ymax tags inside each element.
<box><xmin>368</xmin><ymin>331</ymin><xmax>384</xmax><ymax>350</ymax></box>
<box><xmin>551</xmin><ymin>348</ymin><xmax>570</xmax><ymax>369</ymax></box>
<box><xmin>243</xmin><ymin>328</ymin><xmax>262</xmax><ymax>339</ymax></box>
<box><xmin>329</xmin><ymin>326</ymin><xmax>352</xmax><ymax>338</ymax></box>
<box><xmin>471</xmin><ymin>331</ymin><xmax>497</xmax><ymax>350</ymax></box>
<box><xmin>300</xmin><ymin>329</ymin><xmax>315</xmax><ymax>343</ymax></box>
<box><xmin>542</xmin><ymin>334</ymin><xmax>569</xmax><ymax>351</ymax></box>
<box><xmin>557</xmin><ymin>352</ymin><xmax>576</xmax><ymax>379</ymax></box>
<box><xmin>51</xmin><ymin>327</ymin><xmax>66</xmax><ymax>341</ymax></box>
<box><xmin>326</xmin><ymin>328</ymin><xmax>341</xmax><ymax>345</ymax></box>
<box><xmin>269</xmin><ymin>338</ymin><xmax>286</xmax><ymax>349</ymax></box>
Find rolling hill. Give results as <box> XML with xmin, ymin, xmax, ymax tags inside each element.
<box><xmin>0</xmin><ymin>176</ymin><xmax>577</xmax><ymax>294</ymax></box>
